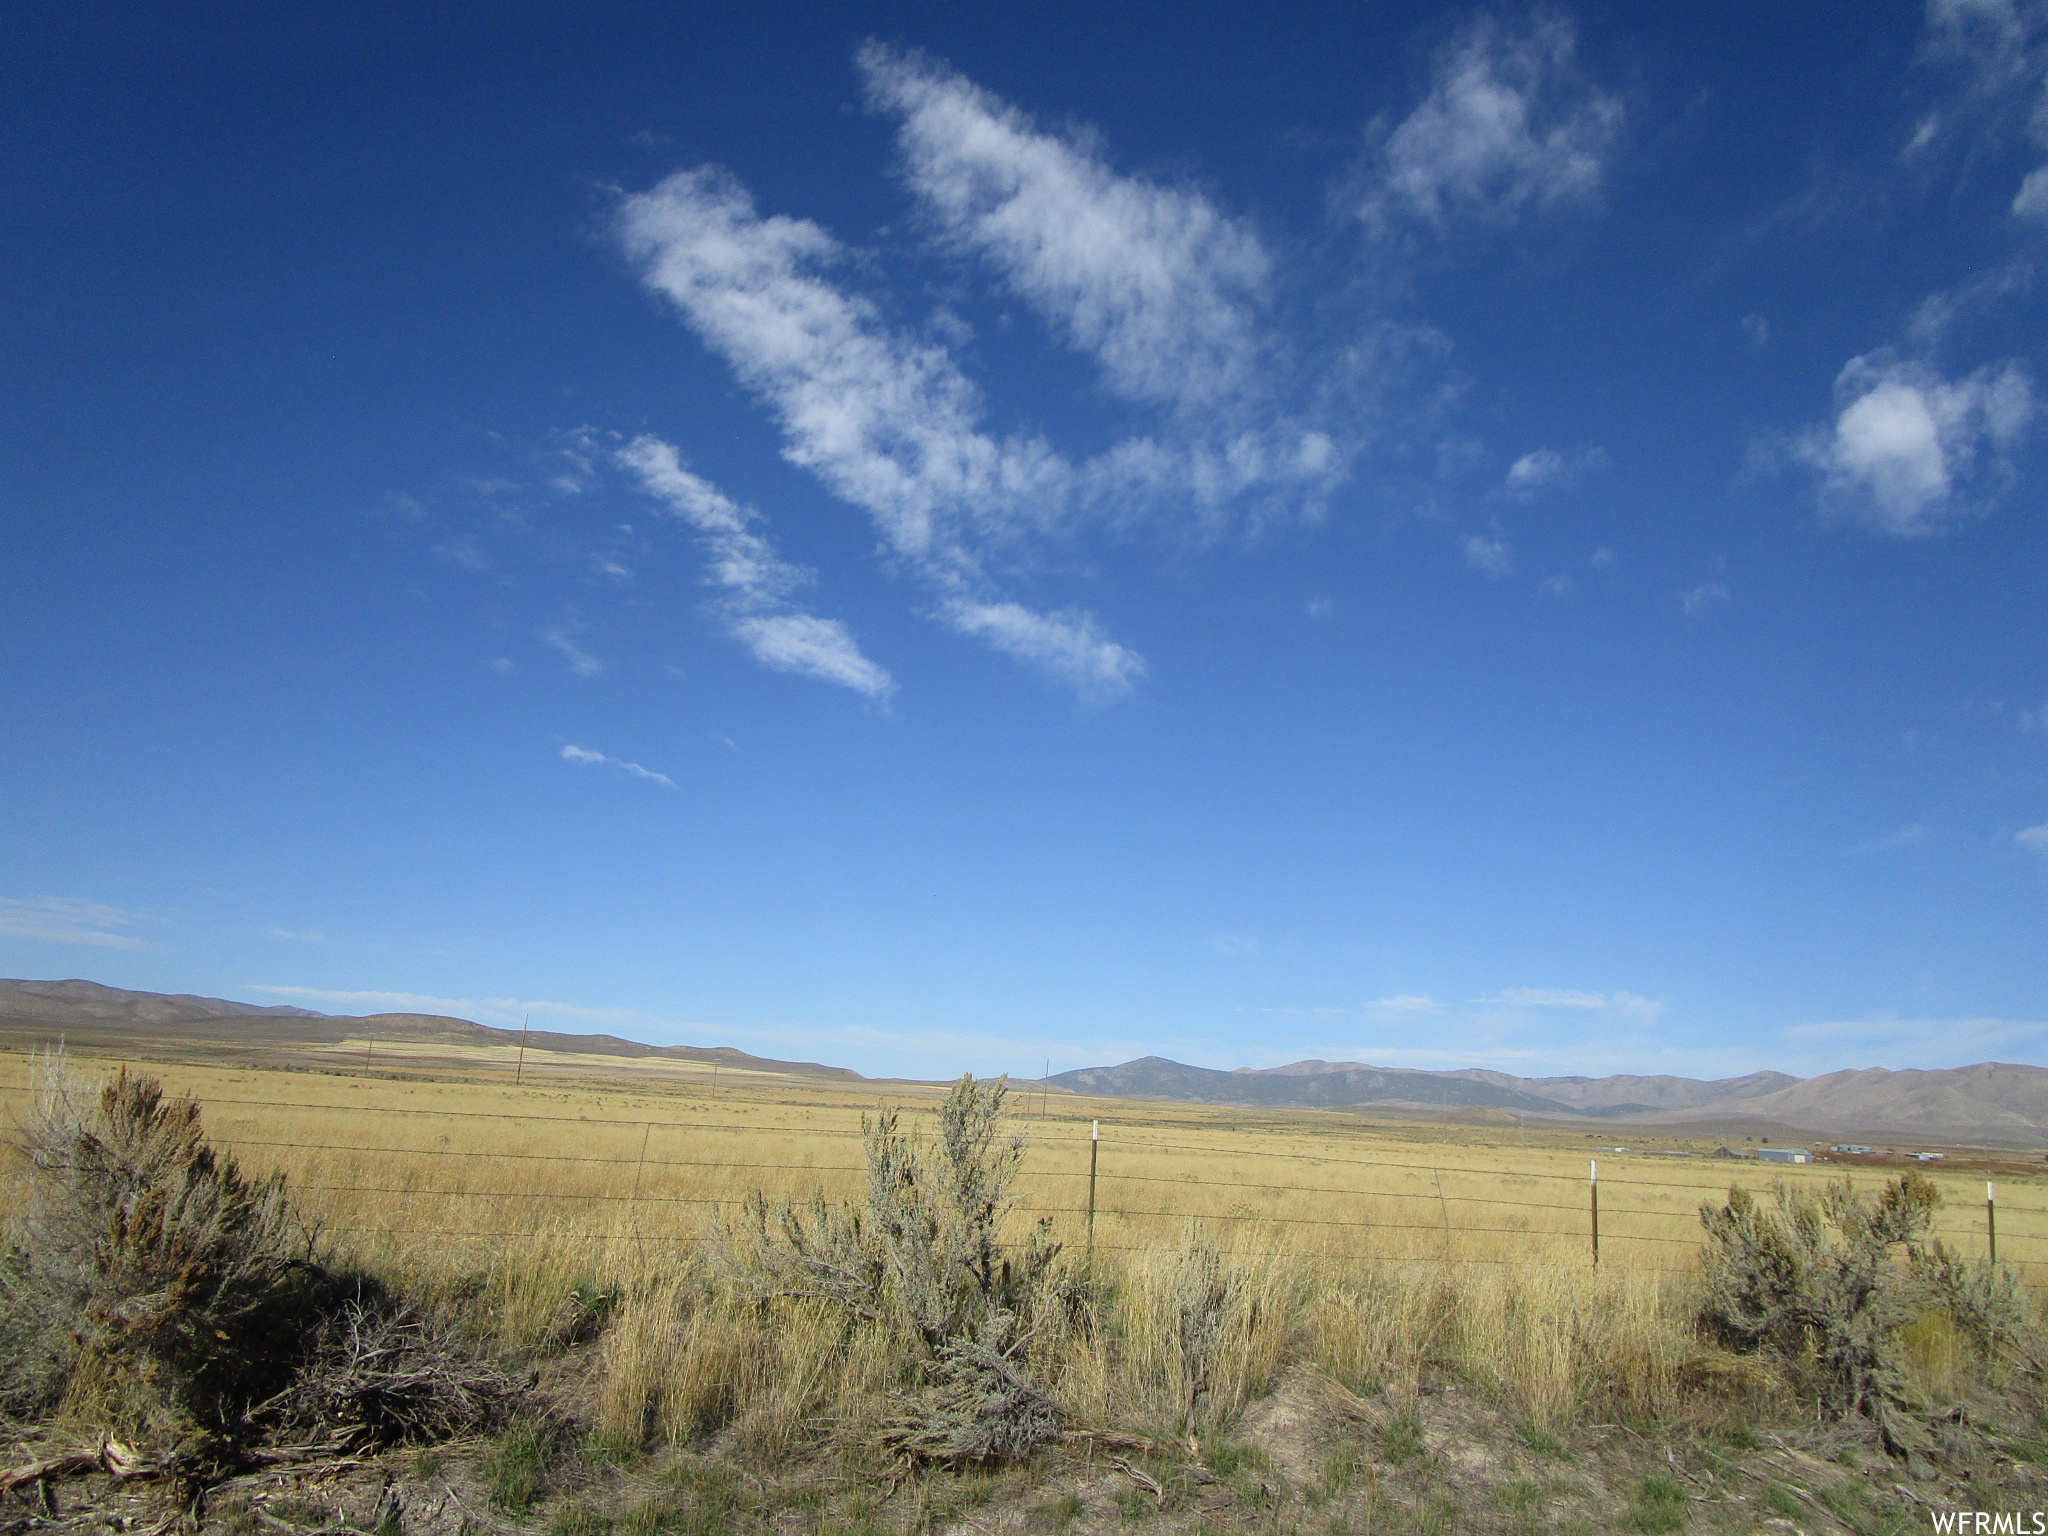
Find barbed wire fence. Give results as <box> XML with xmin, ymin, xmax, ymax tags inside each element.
<box><xmin>0</xmin><ymin>1073</ymin><xmax>2039</xmax><ymax>1278</ymax></box>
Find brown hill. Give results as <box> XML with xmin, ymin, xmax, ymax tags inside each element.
<box><xmin>0</xmin><ymin>979</ymin><xmax>863</xmax><ymax>1082</ymax></box>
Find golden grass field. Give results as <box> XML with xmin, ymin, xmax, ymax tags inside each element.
<box><xmin>4</xmin><ymin>1038</ymin><xmax>2041</xmax><ymax>1286</ymax></box>
<box><xmin>4</xmin><ymin>1038</ymin><xmax>2043</xmax><ymax>1448</ymax></box>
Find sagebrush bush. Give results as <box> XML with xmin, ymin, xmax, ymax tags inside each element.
<box><xmin>711</xmin><ymin>1074</ymin><xmax>1072</xmax><ymax>1460</ymax></box>
<box><xmin>1697</xmin><ymin>1174</ymin><xmax>1939</xmax><ymax>1446</ymax></box>
<box><xmin>0</xmin><ymin>1057</ymin><xmax>323</xmax><ymax>1450</ymax></box>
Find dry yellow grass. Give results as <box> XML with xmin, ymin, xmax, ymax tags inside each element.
<box><xmin>3</xmin><ymin>1046</ymin><xmax>2041</xmax><ymax>1286</ymax></box>
<box><xmin>2</xmin><ymin>1044</ymin><xmax>2035</xmax><ymax>1454</ymax></box>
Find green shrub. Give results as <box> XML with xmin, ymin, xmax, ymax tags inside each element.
<box><xmin>1697</xmin><ymin>1173</ymin><xmax>1937</xmax><ymax>1444</ymax></box>
<box><xmin>0</xmin><ymin>1058</ymin><xmax>324</xmax><ymax>1454</ymax></box>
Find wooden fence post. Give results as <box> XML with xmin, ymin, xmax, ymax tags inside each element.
<box><xmin>1087</xmin><ymin>1120</ymin><xmax>1100</xmax><ymax>1266</ymax></box>
<box><xmin>1988</xmin><ymin>1181</ymin><xmax>1998</xmax><ymax>1266</ymax></box>
<box><xmin>1590</xmin><ymin>1159</ymin><xmax>1600</xmax><ymax>1268</ymax></box>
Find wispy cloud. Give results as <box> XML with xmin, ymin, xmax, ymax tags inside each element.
<box><xmin>0</xmin><ymin>895</ymin><xmax>157</xmax><ymax>951</ymax></box>
<box><xmin>1462</xmin><ymin>531</ymin><xmax>1513</xmax><ymax>577</ymax></box>
<box><xmin>618</xmin><ymin>435</ymin><xmax>895</xmax><ymax>698</ymax></box>
<box><xmin>560</xmin><ymin>743</ymin><xmax>677</xmax><ymax>789</ymax></box>
<box><xmin>1482</xmin><ymin>986</ymin><xmax>1664</xmax><ymax>1023</ymax></box>
<box><xmin>1792</xmin><ymin>352</ymin><xmax>2034</xmax><ymax>534</ymax></box>
<box><xmin>1354</xmin><ymin>13</ymin><xmax>1623</xmax><ymax>236</ymax></box>
<box><xmin>1502</xmin><ymin>444</ymin><xmax>1606</xmax><ymax>497</ymax></box>
<box><xmin>616</xmin><ymin>165</ymin><xmax>1151</xmax><ymax>699</ymax></box>
<box><xmin>610</xmin><ymin>42</ymin><xmax>1403</xmax><ymax>702</ymax></box>
<box><xmin>1205</xmin><ymin>933</ymin><xmax>1260</xmax><ymax>957</ymax></box>
<box><xmin>539</xmin><ymin>624</ymin><xmax>604</xmax><ymax>676</ymax></box>
<box><xmin>2019</xmin><ymin>821</ymin><xmax>2048</xmax><ymax>856</ymax></box>
<box><xmin>1679</xmin><ymin>580</ymin><xmax>1730</xmax><ymax>616</ymax></box>
<box><xmin>859</xmin><ymin>41</ymin><xmax>1273</xmax><ymax>419</ymax></box>
<box><xmin>1366</xmin><ymin>994</ymin><xmax>1445</xmax><ymax>1014</ymax></box>
<box><xmin>1857</xmin><ymin>823</ymin><xmax>1928</xmax><ymax>852</ymax></box>
<box><xmin>939</xmin><ymin>599</ymin><xmax>1146</xmax><ymax>702</ymax></box>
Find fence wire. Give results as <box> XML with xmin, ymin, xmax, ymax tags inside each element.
<box><xmin>0</xmin><ymin>1075</ymin><xmax>2039</xmax><ymax>1273</ymax></box>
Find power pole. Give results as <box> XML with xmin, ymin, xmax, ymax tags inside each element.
<box><xmin>514</xmin><ymin>1013</ymin><xmax>530</xmax><ymax>1086</ymax></box>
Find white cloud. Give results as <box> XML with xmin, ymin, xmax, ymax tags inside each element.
<box><xmin>1366</xmin><ymin>994</ymin><xmax>1445</xmax><ymax>1014</ymax></box>
<box><xmin>1356</xmin><ymin>13</ymin><xmax>1623</xmax><ymax>234</ymax></box>
<box><xmin>560</xmin><ymin>743</ymin><xmax>677</xmax><ymax>789</ymax></box>
<box><xmin>2019</xmin><ymin>821</ymin><xmax>2048</xmax><ymax>855</ymax></box>
<box><xmin>1462</xmin><ymin>532</ymin><xmax>1513</xmax><ymax>576</ymax></box>
<box><xmin>1205</xmin><ymin>933</ymin><xmax>1260</xmax><ymax>957</ymax></box>
<box><xmin>1906</xmin><ymin>263</ymin><xmax>2034</xmax><ymax>351</ymax></box>
<box><xmin>618</xmin><ymin>435</ymin><xmax>895</xmax><ymax>698</ymax></box>
<box><xmin>2015</xmin><ymin>165</ymin><xmax>2048</xmax><ymax>215</ymax></box>
<box><xmin>265</xmin><ymin>927</ymin><xmax>328</xmax><ymax>942</ymax></box>
<box><xmin>1505</xmin><ymin>447</ymin><xmax>1565</xmax><ymax>492</ymax></box>
<box><xmin>1742</xmin><ymin>313</ymin><xmax>1771</xmax><ymax>347</ymax></box>
<box><xmin>859</xmin><ymin>42</ymin><xmax>1273</xmax><ymax>418</ymax></box>
<box><xmin>1483</xmin><ymin>987</ymin><xmax>1664</xmax><ymax>1023</ymax></box>
<box><xmin>539</xmin><ymin>625</ymin><xmax>604</xmax><ymax>676</ymax></box>
<box><xmin>1794</xmin><ymin>352</ymin><xmax>2034</xmax><ymax>534</ymax></box>
<box><xmin>0</xmin><ymin>895</ymin><xmax>157</xmax><ymax>951</ymax></box>
<box><xmin>615</xmin><ymin>165</ymin><xmax>1159</xmax><ymax>700</ymax></box>
<box><xmin>1679</xmin><ymin>581</ymin><xmax>1730</xmax><ymax>616</ymax></box>
<box><xmin>1870</xmin><ymin>823</ymin><xmax>1929</xmax><ymax>850</ymax></box>
<box><xmin>1918</xmin><ymin>2</ymin><xmax>2048</xmax><ymax>216</ymax></box>
<box><xmin>1502</xmin><ymin>444</ymin><xmax>1605</xmax><ymax>497</ymax></box>
<box><xmin>939</xmin><ymin>598</ymin><xmax>1146</xmax><ymax>703</ymax></box>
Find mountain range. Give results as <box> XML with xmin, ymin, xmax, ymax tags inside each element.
<box><xmin>5</xmin><ymin>979</ymin><xmax>2046</xmax><ymax>1147</ymax></box>
<box><xmin>0</xmin><ymin>978</ymin><xmax>860</xmax><ymax>1081</ymax></box>
<box><xmin>1047</xmin><ymin>1056</ymin><xmax>2048</xmax><ymax>1146</ymax></box>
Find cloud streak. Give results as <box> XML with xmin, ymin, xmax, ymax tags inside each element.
<box><xmin>860</xmin><ymin>42</ymin><xmax>1274</xmax><ymax>419</ymax></box>
<box><xmin>619</xmin><ymin>435</ymin><xmax>895</xmax><ymax>698</ymax></box>
<box><xmin>0</xmin><ymin>895</ymin><xmax>157</xmax><ymax>950</ymax></box>
<box><xmin>560</xmin><ymin>743</ymin><xmax>677</xmax><ymax>788</ymax></box>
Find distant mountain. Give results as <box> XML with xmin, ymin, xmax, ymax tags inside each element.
<box><xmin>0</xmin><ymin>978</ymin><xmax>330</xmax><ymax>1025</ymax></box>
<box><xmin>0</xmin><ymin>979</ymin><xmax>863</xmax><ymax>1082</ymax></box>
<box><xmin>1050</xmin><ymin>1056</ymin><xmax>1594</xmax><ymax>1115</ymax></box>
<box><xmin>1048</xmin><ymin>1055</ymin><xmax>2048</xmax><ymax>1146</ymax></box>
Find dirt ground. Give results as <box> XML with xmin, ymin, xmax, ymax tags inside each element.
<box><xmin>11</xmin><ymin>1346</ymin><xmax>2048</xmax><ymax>1536</ymax></box>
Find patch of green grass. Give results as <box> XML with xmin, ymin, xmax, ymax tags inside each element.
<box><xmin>1628</xmin><ymin>1471</ymin><xmax>1687</xmax><ymax>1533</ymax></box>
<box><xmin>1378</xmin><ymin>1408</ymin><xmax>1427</xmax><ymax>1465</ymax></box>
<box><xmin>1762</xmin><ymin>1481</ymin><xmax>1804</xmax><ymax>1519</ymax></box>
<box><xmin>409</xmin><ymin>1447</ymin><xmax>443</xmax><ymax>1481</ymax></box>
<box><xmin>1516</xmin><ymin>1422</ymin><xmax>1572</xmax><ymax>1461</ymax></box>
<box><xmin>1493</xmin><ymin>1478</ymin><xmax>1546</xmax><ymax>1511</ymax></box>
<box><xmin>263</xmin><ymin>1497</ymin><xmax>328</xmax><ymax>1528</ymax></box>
<box><xmin>548</xmin><ymin>1506</ymin><xmax>611</xmax><ymax>1536</ymax></box>
<box><xmin>1816</xmin><ymin>1477</ymin><xmax>1914</xmax><ymax>1536</ymax></box>
<box><xmin>215</xmin><ymin>1497</ymin><xmax>260</xmax><ymax>1536</ymax></box>
<box><xmin>1111</xmin><ymin>1484</ymin><xmax>1154</xmax><ymax>1521</ymax></box>
<box><xmin>1320</xmin><ymin>1439</ymin><xmax>1370</xmax><ymax>1496</ymax></box>
<box><xmin>1036</xmin><ymin>1491</ymin><xmax>1084</xmax><ymax>1529</ymax></box>
<box><xmin>483</xmin><ymin>1422</ymin><xmax>561</xmax><ymax>1515</ymax></box>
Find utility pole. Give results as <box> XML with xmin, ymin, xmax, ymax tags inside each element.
<box><xmin>514</xmin><ymin>1013</ymin><xmax>530</xmax><ymax>1086</ymax></box>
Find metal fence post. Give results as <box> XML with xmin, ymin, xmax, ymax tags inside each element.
<box><xmin>1988</xmin><ymin>1181</ymin><xmax>1998</xmax><ymax>1265</ymax></box>
<box><xmin>1087</xmin><ymin>1120</ymin><xmax>1100</xmax><ymax>1265</ymax></box>
<box><xmin>1590</xmin><ymin>1159</ymin><xmax>1600</xmax><ymax>1268</ymax></box>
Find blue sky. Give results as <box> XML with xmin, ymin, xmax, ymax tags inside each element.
<box><xmin>5</xmin><ymin>1</ymin><xmax>2048</xmax><ymax>1082</ymax></box>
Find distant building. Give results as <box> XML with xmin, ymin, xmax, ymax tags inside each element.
<box><xmin>1830</xmin><ymin>1145</ymin><xmax>1876</xmax><ymax>1155</ymax></box>
<box><xmin>1906</xmin><ymin>1151</ymin><xmax>1945</xmax><ymax>1162</ymax></box>
<box><xmin>1711</xmin><ymin>1146</ymin><xmax>1747</xmax><ymax>1159</ymax></box>
<box><xmin>1757</xmin><ymin>1147</ymin><xmax>1813</xmax><ymax>1164</ymax></box>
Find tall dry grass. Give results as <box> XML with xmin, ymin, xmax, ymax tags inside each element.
<box><xmin>6</xmin><ymin>1052</ymin><xmax>2043</xmax><ymax>1465</ymax></box>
